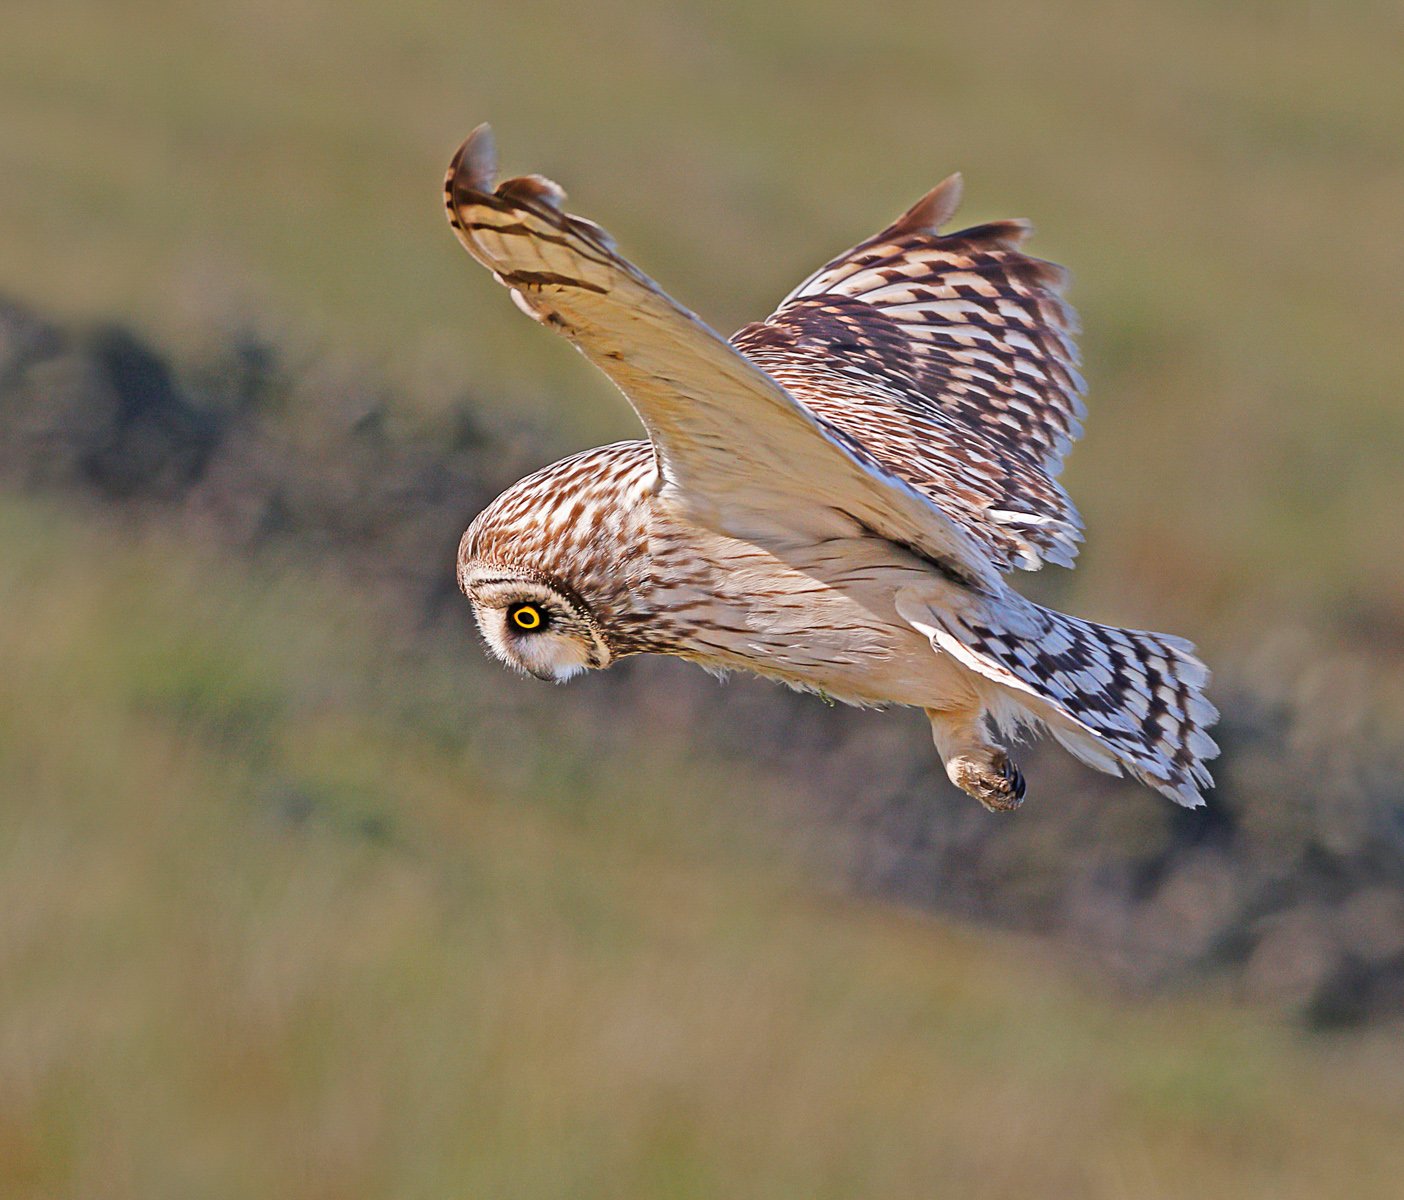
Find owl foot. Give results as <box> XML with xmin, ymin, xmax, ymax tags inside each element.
<box><xmin>947</xmin><ymin>749</ymin><xmax>1026</xmax><ymax>812</ymax></box>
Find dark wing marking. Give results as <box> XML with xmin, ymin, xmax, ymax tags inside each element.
<box><xmin>734</xmin><ymin>175</ymin><xmax>1088</xmax><ymax>569</ymax></box>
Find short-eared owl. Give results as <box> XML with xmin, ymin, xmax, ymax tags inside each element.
<box><xmin>446</xmin><ymin>126</ymin><xmax>1218</xmax><ymax>810</ymax></box>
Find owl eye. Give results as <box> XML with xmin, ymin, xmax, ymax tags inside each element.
<box><xmin>508</xmin><ymin>602</ymin><xmax>547</xmax><ymax>632</ymax></box>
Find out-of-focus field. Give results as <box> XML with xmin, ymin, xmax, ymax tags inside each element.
<box><xmin>4</xmin><ymin>498</ymin><xmax>1404</xmax><ymax>1199</ymax></box>
<box><xmin>6</xmin><ymin>0</ymin><xmax>1404</xmax><ymax>625</ymax></box>
<box><xmin>5</xmin><ymin>0</ymin><xmax>1404</xmax><ymax>1194</ymax></box>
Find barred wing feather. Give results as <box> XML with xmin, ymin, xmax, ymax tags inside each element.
<box><xmin>445</xmin><ymin>125</ymin><xmax>1002</xmax><ymax>590</ymax></box>
<box><xmin>734</xmin><ymin>175</ymin><xmax>1088</xmax><ymax>570</ymax></box>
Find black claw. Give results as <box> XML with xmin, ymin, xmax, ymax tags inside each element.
<box><xmin>1004</xmin><ymin>757</ymin><xmax>1026</xmax><ymax>801</ymax></box>
<box><xmin>992</xmin><ymin>754</ymin><xmax>1026</xmax><ymax>804</ymax></box>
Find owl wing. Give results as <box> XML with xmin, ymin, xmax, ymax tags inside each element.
<box><xmin>445</xmin><ymin>126</ymin><xmax>1002</xmax><ymax>590</ymax></box>
<box><xmin>733</xmin><ymin>176</ymin><xmax>1087</xmax><ymax>570</ymax></box>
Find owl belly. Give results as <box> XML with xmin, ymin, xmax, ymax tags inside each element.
<box><xmin>669</xmin><ymin>530</ymin><xmax>978</xmax><ymax>710</ymax></box>
<box><xmin>726</xmin><ymin>601</ymin><xmax>970</xmax><ymax>709</ymax></box>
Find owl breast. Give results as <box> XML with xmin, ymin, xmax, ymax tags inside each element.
<box><xmin>636</xmin><ymin>514</ymin><xmax>976</xmax><ymax>710</ymax></box>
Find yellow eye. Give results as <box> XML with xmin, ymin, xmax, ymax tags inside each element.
<box><xmin>509</xmin><ymin>603</ymin><xmax>545</xmax><ymax>632</ymax></box>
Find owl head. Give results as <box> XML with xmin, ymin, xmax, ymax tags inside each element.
<box><xmin>459</xmin><ymin>563</ymin><xmax>614</xmax><ymax>682</ymax></box>
<box><xmin>456</xmin><ymin>442</ymin><xmax>662</xmax><ymax>683</ymax></box>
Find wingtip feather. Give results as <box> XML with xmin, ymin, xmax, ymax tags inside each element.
<box><xmin>893</xmin><ymin>172</ymin><xmax>964</xmax><ymax>236</ymax></box>
<box><xmin>942</xmin><ymin>218</ymin><xmax>1035</xmax><ymax>252</ymax></box>
<box><xmin>499</xmin><ymin>173</ymin><xmax>567</xmax><ymax>211</ymax></box>
<box><xmin>450</xmin><ymin>123</ymin><xmax>498</xmax><ymax>197</ymax></box>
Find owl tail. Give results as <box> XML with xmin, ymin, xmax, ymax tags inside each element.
<box><xmin>900</xmin><ymin>591</ymin><xmax>1220</xmax><ymax>806</ymax></box>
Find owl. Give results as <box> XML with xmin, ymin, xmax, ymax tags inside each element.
<box><xmin>445</xmin><ymin>126</ymin><xmax>1218</xmax><ymax>811</ymax></box>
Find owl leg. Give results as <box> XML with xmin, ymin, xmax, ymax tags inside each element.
<box><xmin>925</xmin><ymin>706</ymin><xmax>1026</xmax><ymax>812</ymax></box>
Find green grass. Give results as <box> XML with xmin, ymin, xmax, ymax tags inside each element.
<box><xmin>3</xmin><ymin>496</ymin><xmax>1404</xmax><ymax>1199</ymax></box>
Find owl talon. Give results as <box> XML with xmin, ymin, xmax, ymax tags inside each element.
<box><xmin>948</xmin><ymin>749</ymin><xmax>1026</xmax><ymax>812</ymax></box>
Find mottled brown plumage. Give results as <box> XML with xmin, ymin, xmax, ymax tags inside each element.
<box><xmin>446</xmin><ymin>125</ymin><xmax>1218</xmax><ymax>809</ymax></box>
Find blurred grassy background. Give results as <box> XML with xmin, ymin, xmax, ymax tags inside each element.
<box><xmin>5</xmin><ymin>498</ymin><xmax>1404</xmax><ymax>1199</ymax></box>
<box><xmin>6</xmin><ymin>0</ymin><xmax>1404</xmax><ymax>625</ymax></box>
<box><xmin>4</xmin><ymin>0</ymin><xmax>1404</xmax><ymax>1194</ymax></box>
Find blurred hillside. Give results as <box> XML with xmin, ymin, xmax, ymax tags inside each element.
<box><xmin>5</xmin><ymin>0</ymin><xmax>1404</xmax><ymax>1193</ymax></box>
<box><xmin>5</xmin><ymin>310</ymin><xmax>1404</xmax><ymax>1199</ymax></box>
<box><xmin>4</xmin><ymin>297</ymin><xmax>1404</xmax><ymax>1026</ymax></box>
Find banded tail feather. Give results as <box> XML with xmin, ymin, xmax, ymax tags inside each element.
<box><xmin>901</xmin><ymin>591</ymin><xmax>1219</xmax><ymax>806</ymax></box>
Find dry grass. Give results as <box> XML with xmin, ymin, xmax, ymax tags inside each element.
<box><xmin>2</xmin><ymin>497</ymin><xmax>1403</xmax><ymax>1198</ymax></box>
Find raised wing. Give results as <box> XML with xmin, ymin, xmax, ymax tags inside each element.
<box><xmin>444</xmin><ymin>125</ymin><xmax>1004</xmax><ymax>590</ymax></box>
<box><xmin>738</xmin><ymin>175</ymin><xmax>1088</xmax><ymax>476</ymax></box>
<box><xmin>733</xmin><ymin>176</ymin><xmax>1087</xmax><ymax>569</ymax></box>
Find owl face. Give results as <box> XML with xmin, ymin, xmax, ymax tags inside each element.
<box><xmin>460</xmin><ymin>567</ymin><xmax>613</xmax><ymax>683</ymax></box>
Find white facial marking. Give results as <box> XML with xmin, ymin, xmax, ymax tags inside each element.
<box><xmin>460</xmin><ymin>566</ymin><xmax>608</xmax><ymax>683</ymax></box>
